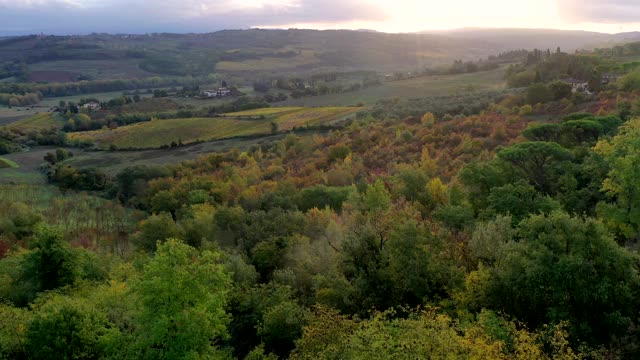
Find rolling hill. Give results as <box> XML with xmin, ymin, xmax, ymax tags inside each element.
<box><xmin>3</xmin><ymin>28</ymin><xmax>640</xmax><ymax>82</ymax></box>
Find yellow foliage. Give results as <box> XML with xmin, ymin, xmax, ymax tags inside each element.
<box><xmin>420</xmin><ymin>148</ymin><xmax>437</xmax><ymax>177</ymax></box>
<box><xmin>421</xmin><ymin>112</ymin><xmax>436</xmax><ymax>127</ymax></box>
<box><xmin>427</xmin><ymin>178</ymin><xmax>449</xmax><ymax>207</ymax></box>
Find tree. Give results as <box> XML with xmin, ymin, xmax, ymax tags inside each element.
<box><xmin>131</xmin><ymin>213</ymin><xmax>179</xmax><ymax>252</ymax></box>
<box><xmin>549</xmin><ymin>81</ymin><xmax>572</xmax><ymax>100</ymax></box>
<box><xmin>258</xmin><ymin>301</ymin><xmax>308</xmax><ymax>358</ymax></box>
<box><xmin>485</xmin><ymin>180</ymin><xmax>560</xmax><ymax>223</ymax></box>
<box><xmin>522</xmin><ymin>123</ymin><xmax>561</xmax><ymax>142</ymax></box>
<box><xmin>21</xmin><ymin>226</ymin><xmax>79</xmax><ymax>293</ymax></box>
<box><xmin>526</xmin><ymin>83</ymin><xmax>553</xmax><ymax>104</ymax></box>
<box><xmin>149</xmin><ymin>190</ymin><xmax>180</xmax><ymax>217</ymax></box>
<box><xmin>363</xmin><ymin>179</ymin><xmax>391</xmax><ymax>213</ymax></box>
<box><xmin>595</xmin><ymin>119</ymin><xmax>640</xmax><ymax>242</ymax></box>
<box><xmin>467</xmin><ymin>211</ymin><xmax>640</xmax><ymax>346</ymax></box>
<box><xmin>291</xmin><ymin>307</ymin><xmax>576</xmax><ymax>359</ymax></box>
<box><xmin>130</xmin><ymin>239</ymin><xmax>231</xmax><ymax>359</ymax></box>
<box><xmin>497</xmin><ymin>142</ymin><xmax>573</xmax><ymax>194</ymax></box>
<box><xmin>26</xmin><ymin>295</ymin><xmax>114</xmax><ymax>360</ymax></box>
<box><xmin>0</xmin><ymin>202</ymin><xmax>42</xmax><ymax>240</ymax></box>
<box><xmin>421</xmin><ymin>112</ymin><xmax>435</xmax><ymax>126</ymax></box>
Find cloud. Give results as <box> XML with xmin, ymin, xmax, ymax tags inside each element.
<box><xmin>0</xmin><ymin>0</ymin><xmax>387</xmax><ymax>34</ymax></box>
<box><xmin>557</xmin><ymin>0</ymin><xmax>640</xmax><ymax>23</ymax></box>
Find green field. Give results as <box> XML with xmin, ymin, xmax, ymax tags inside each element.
<box><xmin>67</xmin><ymin>107</ymin><xmax>361</xmax><ymax>149</ymax></box>
<box><xmin>0</xmin><ymin>157</ymin><xmax>19</xmax><ymax>168</ymax></box>
<box><xmin>281</xmin><ymin>67</ymin><xmax>507</xmax><ymax>106</ymax></box>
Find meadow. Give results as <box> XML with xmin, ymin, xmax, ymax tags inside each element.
<box><xmin>29</xmin><ymin>59</ymin><xmax>154</xmax><ymax>80</ymax></box>
<box><xmin>66</xmin><ymin>107</ymin><xmax>362</xmax><ymax>149</ymax></box>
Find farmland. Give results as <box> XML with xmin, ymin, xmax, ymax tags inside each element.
<box><xmin>0</xmin><ymin>132</ymin><xmax>315</xmax><ymax>183</ymax></box>
<box><xmin>7</xmin><ymin>112</ymin><xmax>66</xmax><ymax>130</ymax></box>
<box><xmin>281</xmin><ymin>66</ymin><xmax>507</xmax><ymax>106</ymax></box>
<box><xmin>67</xmin><ymin>106</ymin><xmax>362</xmax><ymax>149</ymax></box>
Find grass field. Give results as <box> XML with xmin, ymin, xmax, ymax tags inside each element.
<box><xmin>281</xmin><ymin>67</ymin><xmax>507</xmax><ymax>106</ymax></box>
<box><xmin>66</xmin><ymin>107</ymin><xmax>362</xmax><ymax>149</ymax></box>
<box><xmin>7</xmin><ymin>113</ymin><xmax>66</xmax><ymax>130</ymax></box>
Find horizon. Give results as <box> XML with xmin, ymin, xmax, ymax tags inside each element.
<box><xmin>1</xmin><ymin>0</ymin><xmax>639</xmax><ymax>36</ymax></box>
<box><xmin>2</xmin><ymin>26</ymin><xmax>639</xmax><ymax>38</ymax></box>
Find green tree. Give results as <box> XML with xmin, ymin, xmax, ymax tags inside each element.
<box><xmin>467</xmin><ymin>211</ymin><xmax>640</xmax><ymax>346</ymax></box>
<box><xmin>132</xmin><ymin>213</ymin><xmax>179</xmax><ymax>252</ymax></box>
<box><xmin>363</xmin><ymin>179</ymin><xmax>391</xmax><ymax>213</ymax></box>
<box><xmin>595</xmin><ymin>119</ymin><xmax>640</xmax><ymax>242</ymax></box>
<box><xmin>497</xmin><ymin>142</ymin><xmax>573</xmax><ymax>194</ymax></box>
<box><xmin>130</xmin><ymin>239</ymin><xmax>231</xmax><ymax>359</ymax></box>
<box><xmin>549</xmin><ymin>81</ymin><xmax>572</xmax><ymax>100</ymax></box>
<box><xmin>258</xmin><ymin>300</ymin><xmax>308</xmax><ymax>358</ymax></box>
<box><xmin>526</xmin><ymin>83</ymin><xmax>553</xmax><ymax>104</ymax></box>
<box><xmin>485</xmin><ymin>180</ymin><xmax>561</xmax><ymax>223</ymax></box>
<box><xmin>25</xmin><ymin>295</ymin><xmax>115</xmax><ymax>360</ymax></box>
<box><xmin>21</xmin><ymin>226</ymin><xmax>79</xmax><ymax>294</ymax></box>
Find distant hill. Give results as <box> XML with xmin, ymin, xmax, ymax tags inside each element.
<box><xmin>2</xmin><ymin>28</ymin><xmax>640</xmax><ymax>81</ymax></box>
<box><xmin>422</xmin><ymin>28</ymin><xmax>640</xmax><ymax>52</ymax></box>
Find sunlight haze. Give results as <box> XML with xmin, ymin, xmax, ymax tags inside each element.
<box><xmin>0</xmin><ymin>0</ymin><xmax>638</xmax><ymax>34</ymax></box>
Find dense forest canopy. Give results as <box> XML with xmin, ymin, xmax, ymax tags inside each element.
<box><xmin>4</xmin><ymin>31</ymin><xmax>640</xmax><ymax>359</ymax></box>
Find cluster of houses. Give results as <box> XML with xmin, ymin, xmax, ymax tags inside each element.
<box><xmin>202</xmin><ymin>87</ymin><xmax>232</xmax><ymax>98</ymax></box>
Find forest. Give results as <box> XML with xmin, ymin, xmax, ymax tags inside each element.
<box><xmin>4</xmin><ymin>32</ymin><xmax>640</xmax><ymax>359</ymax></box>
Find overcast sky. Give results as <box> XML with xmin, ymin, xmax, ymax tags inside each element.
<box><xmin>1</xmin><ymin>0</ymin><xmax>639</xmax><ymax>35</ymax></box>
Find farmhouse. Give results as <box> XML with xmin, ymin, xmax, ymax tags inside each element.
<box><xmin>561</xmin><ymin>78</ymin><xmax>590</xmax><ymax>93</ymax></box>
<box><xmin>82</xmin><ymin>101</ymin><xmax>101</xmax><ymax>111</ymax></box>
<box><xmin>601</xmin><ymin>74</ymin><xmax>618</xmax><ymax>85</ymax></box>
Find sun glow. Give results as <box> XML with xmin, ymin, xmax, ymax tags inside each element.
<box><xmin>256</xmin><ymin>0</ymin><xmax>640</xmax><ymax>34</ymax></box>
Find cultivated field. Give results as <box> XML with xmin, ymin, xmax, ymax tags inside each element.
<box><xmin>66</xmin><ymin>107</ymin><xmax>362</xmax><ymax>149</ymax></box>
<box><xmin>0</xmin><ymin>132</ymin><xmax>323</xmax><ymax>181</ymax></box>
<box><xmin>281</xmin><ymin>67</ymin><xmax>507</xmax><ymax>106</ymax></box>
<box><xmin>224</xmin><ymin>107</ymin><xmax>302</xmax><ymax>117</ymax></box>
<box><xmin>7</xmin><ymin>113</ymin><xmax>66</xmax><ymax>130</ymax></box>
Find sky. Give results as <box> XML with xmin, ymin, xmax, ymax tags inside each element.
<box><xmin>0</xmin><ymin>0</ymin><xmax>639</xmax><ymax>35</ymax></box>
